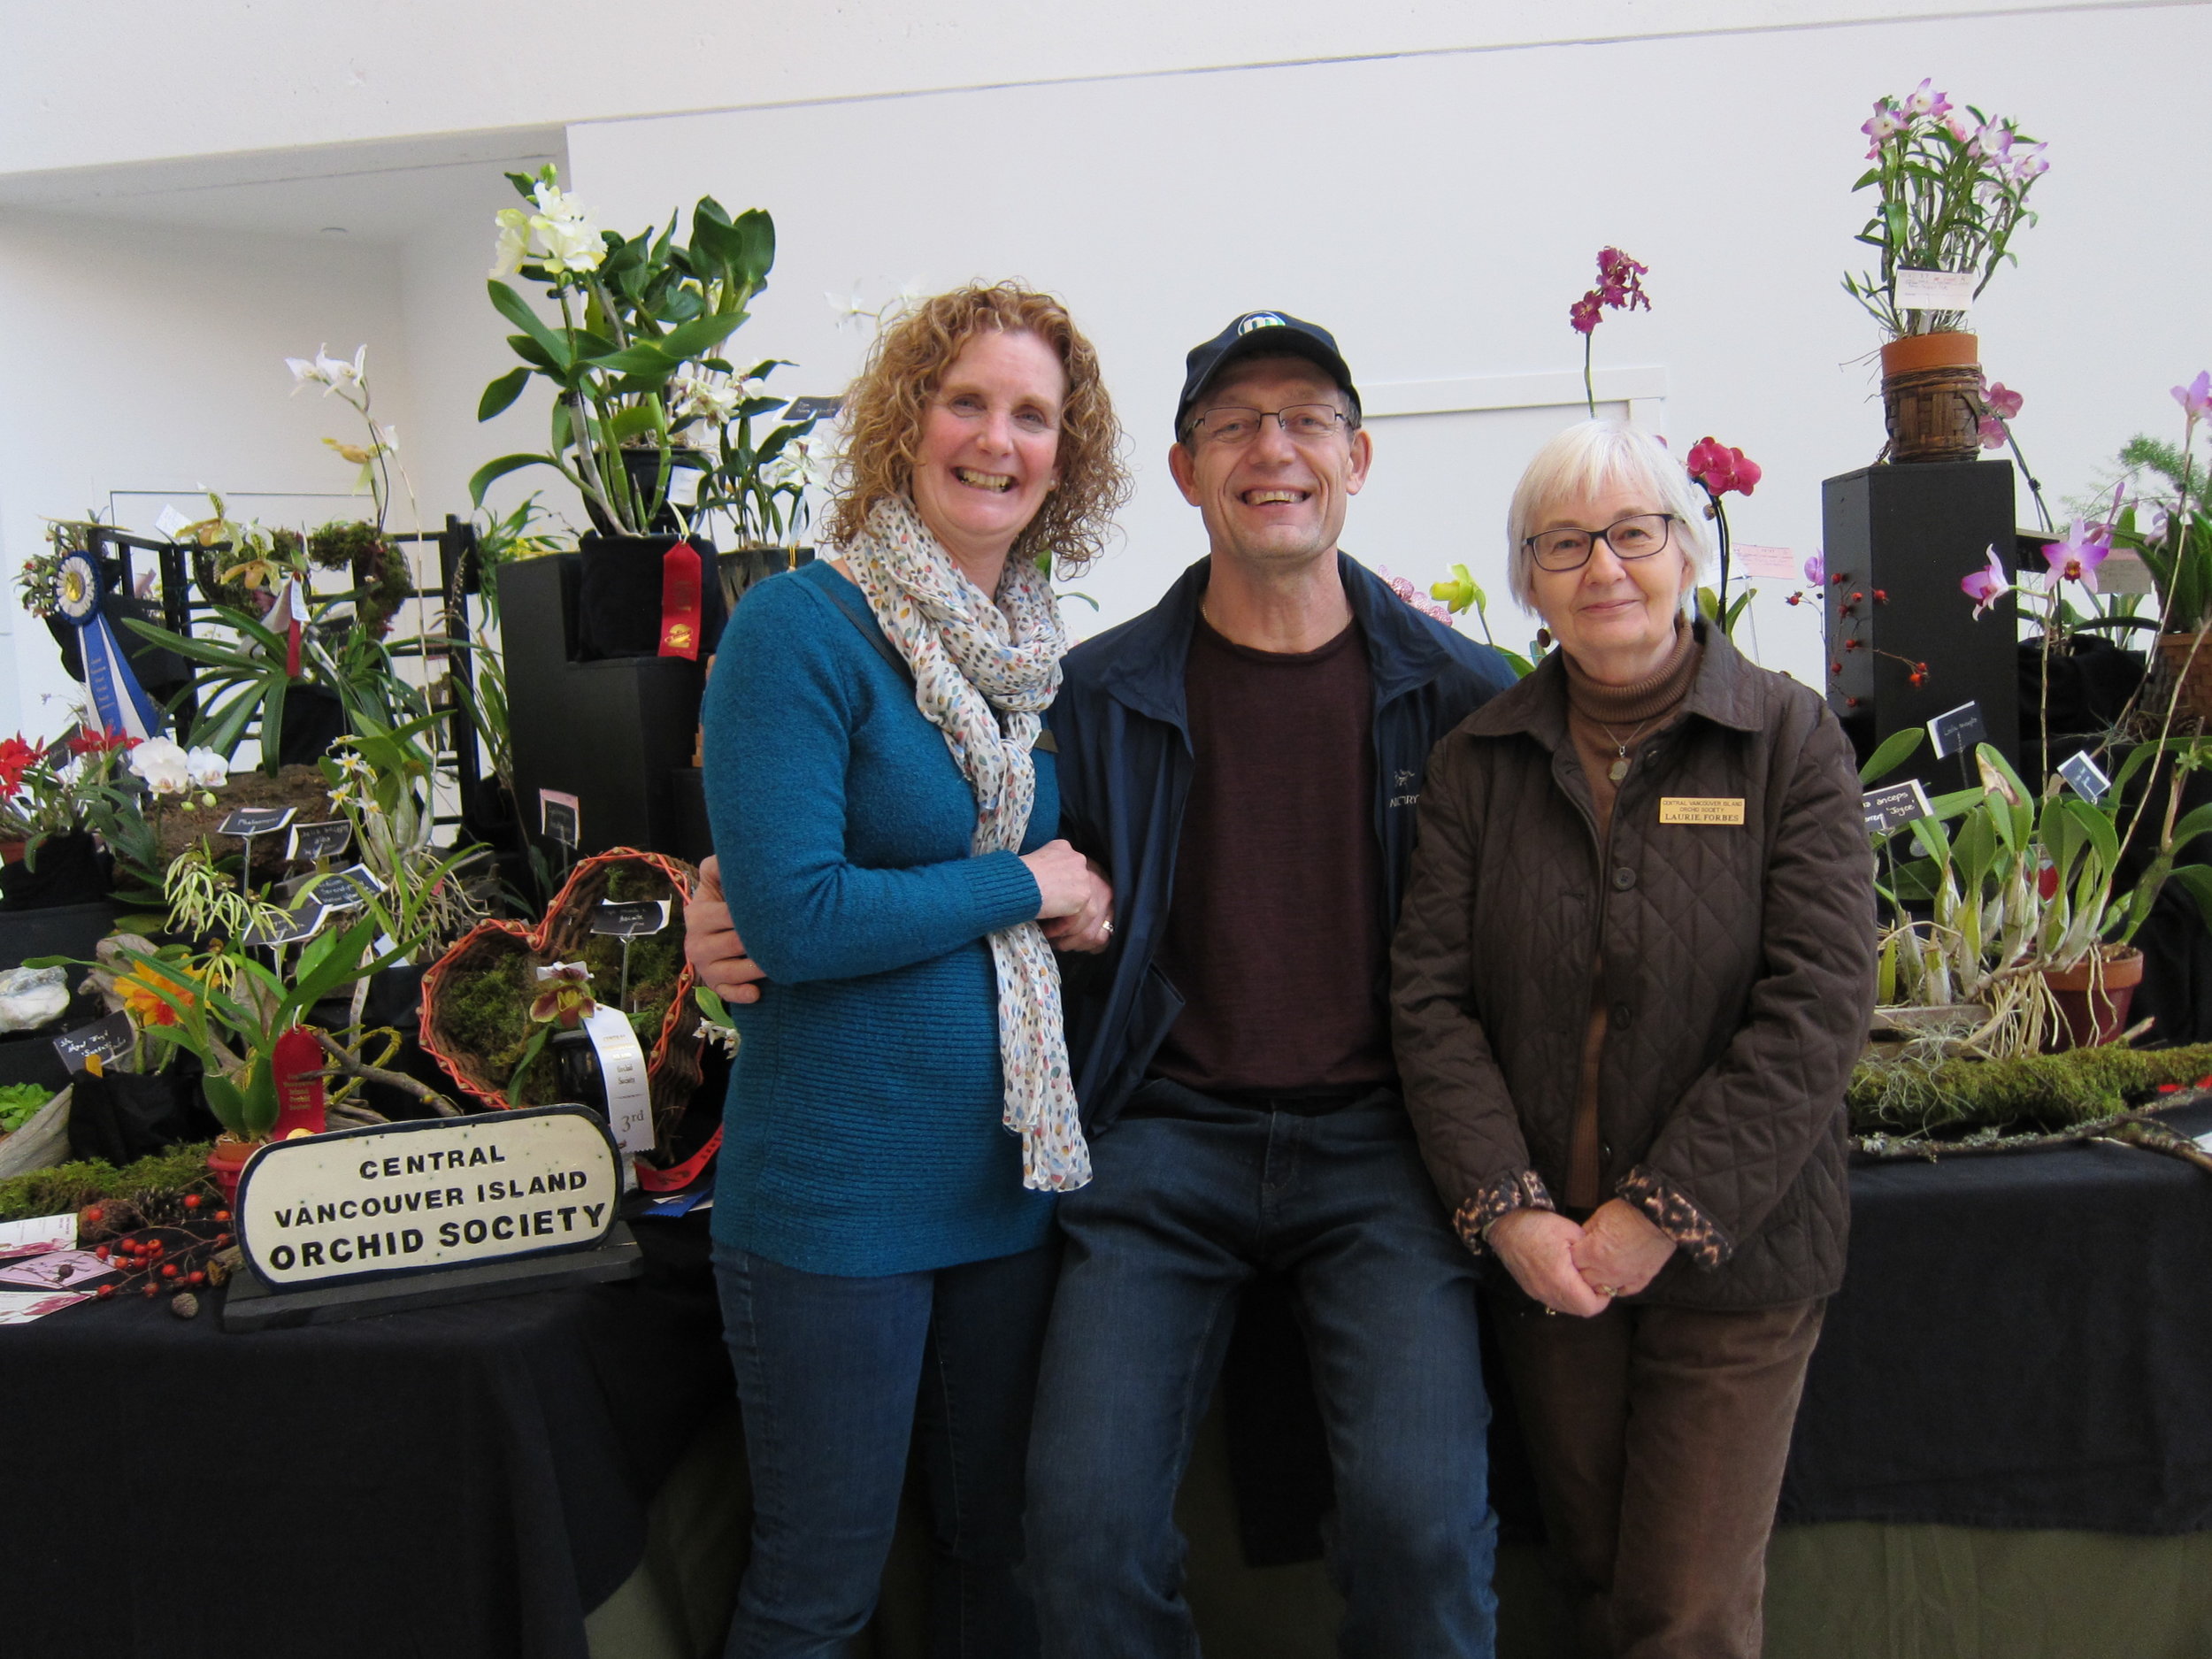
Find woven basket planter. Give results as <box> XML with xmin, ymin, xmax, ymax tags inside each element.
<box><xmin>1880</xmin><ymin>331</ymin><xmax>1984</xmax><ymax>465</ymax></box>
<box><xmin>419</xmin><ymin>848</ymin><xmax>703</xmax><ymax>1163</ymax></box>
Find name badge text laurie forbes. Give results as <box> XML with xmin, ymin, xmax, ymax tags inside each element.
<box><xmin>236</xmin><ymin>1107</ymin><xmax>623</xmax><ymax>1290</ymax></box>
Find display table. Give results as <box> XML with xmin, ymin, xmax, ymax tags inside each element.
<box><xmin>0</xmin><ymin>1217</ymin><xmax>729</xmax><ymax>1659</ymax></box>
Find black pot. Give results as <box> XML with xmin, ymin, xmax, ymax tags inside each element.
<box><xmin>0</xmin><ymin>833</ymin><xmax>112</xmax><ymax>912</ymax></box>
<box><xmin>549</xmin><ymin>1025</ymin><xmax>607</xmax><ymax>1115</ymax></box>
<box><xmin>576</xmin><ymin>533</ymin><xmax>726</xmax><ymax>662</ymax></box>
<box><xmin>582</xmin><ymin>449</ymin><xmax>707</xmax><ymax>538</ymax></box>
<box><xmin>276</xmin><ymin>684</ymin><xmax>349</xmax><ymax>767</ymax></box>
<box><xmin>66</xmin><ymin>1053</ymin><xmax>215</xmax><ymax>1164</ymax></box>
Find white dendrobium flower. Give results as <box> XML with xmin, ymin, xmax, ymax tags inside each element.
<box><xmin>670</xmin><ymin>369</ymin><xmax>744</xmax><ymax>431</ymax></box>
<box><xmin>286</xmin><ymin>343</ymin><xmax>366</xmax><ymax>397</ymax></box>
<box><xmin>529</xmin><ymin>182</ymin><xmax>603</xmax><ymax>275</ymax></box>
<box><xmin>826</xmin><ymin>285</ymin><xmax>872</xmax><ymax>329</ymax></box>
<box><xmin>491</xmin><ymin>206</ymin><xmax>533</xmax><ymax>278</ymax></box>
<box><xmin>127</xmin><ymin>736</ymin><xmax>193</xmax><ymax>797</ymax></box>
<box><xmin>183</xmin><ymin>746</ymin><xmax>229</xmax><ymax>789</ymax></box>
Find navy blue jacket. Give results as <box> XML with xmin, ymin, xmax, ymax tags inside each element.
<box><xmin>1046</xmin><ymin>553</ymin><xmax>1518</xmax><ymax>1133</ymax></box>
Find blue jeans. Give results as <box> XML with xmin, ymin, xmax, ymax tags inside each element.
<box><xmin>713</xmin><ymin>1241</ymin><xmax>1059</xmax><ymax>1659</ymax></box>
<box><xmin>1026</xmin><ymin>1084</ymin><xmax>1499</xmax><ymax>1657</ymax></box>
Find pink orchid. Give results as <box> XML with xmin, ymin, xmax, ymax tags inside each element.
<box><xmin>1978</xmin><ymin>417</ymin><xmax>2009</xmax><ymax>450</ymax></box>
<box><xmin>2044</xmin><ymin>521</ymin><xmax>2109</xmax><ymax>592</ymax></box>
<box><xmin>1380</xmin><ymin>568</ymin><xmax>1454</xmax><ymax>626</ymax></box>
<box><xmin>1802</xmin><ymin>552</ymin><xmax>1824</xmax><ymax>586</ymax></box>
<box><xmin>1569</xmin><ymin>293</ymin><xmax>1602</xmax><ymax>334</ymax></box>
<box><xmin>1985</xmin><ymin>382</ymin><xmax>2024</xmax><ymax>419</ymax></box>
<box><xmin>1900</xmin><ymin>79</ymin><xmax>1953</xmax><ymax>120</ymax></box>
<box><xmin>2008</xmin><ymin>144</ymin><xmax>2049</xmax><ymax>184</ymax></box>
<box><xmin>1863</xmin><ymin>101</ymin><xmax>1906</xmax><ymax>144</ymax></box>
<box><xmin>2175</xmin><ymin>371</ymin><xmax>2212</xmax><ymax>420</ymax></box>
<box><xmin>1686</xmin><ymin>436</ymin><xmax>1762</xmax><ymax>498</ymax></box>
<box><xmin>1961</xmin><ymin>546</ymin><xmax>2009</xmax><ymax>618</ymax></box>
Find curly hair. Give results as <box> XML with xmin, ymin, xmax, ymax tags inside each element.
<box><xmin>824</xmin><ymin>281</ymin><xmax>1130</xmax><ymax>578</ymax></box>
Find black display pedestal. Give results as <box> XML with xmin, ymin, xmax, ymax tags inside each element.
<box><xmin>500</xmin><ymin>556</ymin><xmax>711</xmax><ymax>862</ymax></box>
<box><xmin>1822</xmin><ymin>459</ymin><xmax>2021</xmax><ymax>789</ymax></box>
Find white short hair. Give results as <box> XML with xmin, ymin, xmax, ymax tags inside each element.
<box><xmin>1505</xmin><ymin>420</ymin><xmax>1711</xmax><ymax>613</ymax></box>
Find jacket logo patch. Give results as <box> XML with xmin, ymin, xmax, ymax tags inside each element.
<box><xmin>1659</xmin><ymin>796</ymin><xmax>1746</xmax><ymax>826</ymax></box>
<box><xmin>1389</xmin><ymin>793</ymin><xmax>1420</xmax><ymax>809</ymax></box>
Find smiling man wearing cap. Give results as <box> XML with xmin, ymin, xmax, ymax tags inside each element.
<box><xmin>1026</xmin><ymin>312</ymin><xmax>1517</xmax><ymax>1655</ymax></box>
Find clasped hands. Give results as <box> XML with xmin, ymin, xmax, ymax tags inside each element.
<box><xmin>1487</xmin><ymin>1199</ymin><xmax>1676</xmax><ymax>1318</ymax></box>
<box><xmin>681</xmin><ymin>844</ymin><xmax>1117</xmax><ymax>1006</ymax></box>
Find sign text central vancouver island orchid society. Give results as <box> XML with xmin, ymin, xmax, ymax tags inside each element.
<box><xmin>234</xmin><ymin>1108</ymin><xmax>622</xmax><ymax>1291</ymax></box>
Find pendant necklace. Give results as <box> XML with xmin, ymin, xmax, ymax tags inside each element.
<box><xmin>1599</xmin><ymin>719</ymin><xmax>1650</xmax><ymax>783</ymax></box>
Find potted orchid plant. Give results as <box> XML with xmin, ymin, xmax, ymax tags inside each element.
<box><xmin>1842</xmin><ymin>79</ymin><xmax>2048</xmax><ymax>462</ymax></box>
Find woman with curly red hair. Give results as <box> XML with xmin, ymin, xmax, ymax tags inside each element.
<box><xmin>690</xmin><ymin>281</ymin><xmax>1128</xmax><ymax>1655</ymax></box>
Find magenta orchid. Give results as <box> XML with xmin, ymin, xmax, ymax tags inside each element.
<box><xmin>1978</xmin><ymin>418</ymin><xmax>2009</xmax><ymax>450</ymax></box>
<box><xmin>1803</xmin><ymin>552</ymin><xmax>1824</xmax><ymax>586</ymax></box>
<box><xmin>1985</xmin><ymin>382</ymin><xmax>2024</xmax><ymax>420</ymax></box>
<box><xmin>2176</xmin><ymin>372</ymin><xmax>2212</xmax><ymax>421</ymax></box>
<box><xmin>1900</xmin><ymin>78</ymin><xmax>1953</xmax><ymax>120</ymax></box>
<box><xmin>1686</xmin><ymin>437</ymin><xmax>1762</xmax><ymax>498</ymax></box>
<box><xmin>1569</xmin><ymin>248</ymin><xmax>1651</xmax><ymax>413</ymax></box>
<box><xmin>1962</xmin><ymin>546</ymin><xmax>2009</xmax><ymax>618</ymax></box>
<box><xmin>2044</xmin><ymin>522</ymin><xmax>2110</xmax><ymax>592</ymax></box>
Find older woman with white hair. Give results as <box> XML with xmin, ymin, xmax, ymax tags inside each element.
<box><xmin>1391</xmin><ymin>419</ymin><xmax>1874</xmax><ymax>1658</ymax></box>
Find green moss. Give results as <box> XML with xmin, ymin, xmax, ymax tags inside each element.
<box><xmin>0</xmin><ymin>1144</ymin><xmax>219</xmax><ymax>1223</ymax></box>
<box><xmin>1848</xmin><ymin>1042</ymin><xmax>2212</xmax><ymax>1141</ymax></box>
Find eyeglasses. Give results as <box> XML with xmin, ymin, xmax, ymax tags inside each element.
<box><xmin>1524</xmin><ymin>512</ymin><xmax>1676</xmax><ymax>572</ymax></box>
<box><xmin>1187</xmin><ymin>404</ymin><xmax>1351</xmax><ymax>446</ymax></box>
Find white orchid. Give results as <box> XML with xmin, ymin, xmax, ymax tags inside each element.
<box><xmin>127</xmin><ymin>736</ymin><xmax>193</xmax><ymax>797</ymax></box>
<box><xmin>826</xmin><ymin>284</ymin><xmax>872</xmax><ymax>329</ymax></box>
<box><xmin>490</xmin><ymin>180</ymin><xmax>605</xmax><ymax>279</ymax></box>
<box><xmin>669</xmin><ymin>368</ymin><xmax>748</xmax><ymax>433</ymax></box>
<box><xmin>183</xmin><ymin>747</ymin><xmax>229</xmax><ymax>790</ymax></box>
<box><xmin>285</xmin><ymin>343</ymin><xmax>367</xmax><ymax>398</ymax></box>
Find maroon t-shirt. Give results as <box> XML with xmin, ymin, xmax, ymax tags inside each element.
<box><xmin>1148</xmin><ymin>612</ymin><xmax>1394</xmax><ymax>1098</ymax></box>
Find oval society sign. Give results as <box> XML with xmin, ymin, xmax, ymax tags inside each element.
<box><xmin>236</xmin><ymin>1107</ymin><xmax>622</xmax><ymax>1290</ymax></box>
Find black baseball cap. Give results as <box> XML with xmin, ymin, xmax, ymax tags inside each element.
<box><xmin>1174</xmin><ymin>311</ymin><xmax>1361</xmax><ymax>437</ymax></box>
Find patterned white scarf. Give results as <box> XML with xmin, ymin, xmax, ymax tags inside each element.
<box><xmin>843</xmin><ymin>495</ymin><xmax>1093</xmax><ymax>1192</ymax></box>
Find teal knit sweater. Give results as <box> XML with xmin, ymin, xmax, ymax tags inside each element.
<box><xmin>703</xmin><ymin>561</ymin><xmax>1057</xmax><ymax>1275</ymax></box>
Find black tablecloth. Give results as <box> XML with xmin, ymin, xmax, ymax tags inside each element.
<box><xmin>1</xmin><ymin>1215</ymin><xmax>730</xmax><ymax>1659</ymax></box>
<box><xmin>1778</xmin><ymin>1100</ymin><xmax>2212</xmax><ymax>1532</ymax></box>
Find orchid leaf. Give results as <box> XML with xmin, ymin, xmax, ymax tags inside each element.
<box><xmin>478</xmin><ymin>367</ymin><xmax>532</xmax><ymax>423</ymax></box>
<box><xmin>1860</xmin><ymin>727</ymin><xmax>1925</xmax><ymax>786</ymax></box>
<box><xmin>487</xmin><ymin>280</ymin><xmax>573</xmax><ymax>372</ymax></box>
<box><xmin>470</xmin><ymin>453</ymin><xmax>553</xmax><ymax>508</ymax></box>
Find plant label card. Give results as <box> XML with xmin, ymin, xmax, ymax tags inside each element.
<box><xmin>580</xmin><ymin>1004</ymin><xmax>656</xmax><ymax>1154</ymax></box>
<box><xmin>0</xmin><ymin>1248</ymin><xmax>112</xmax><ymax>1290</ymax></box>
<box><xmin>52</xmin><ymin>1011</ymin><xmax>134</xmax><ymax>1076</ymax></box>
<box><xmin>2059</xmin><ymin>751</ymin><xmax>2114</xmax><ymax>804</ymax></box>
<box><xmin>1732</xmin><ymin>545</ymin><xmax>1800</xmax><ymax>580</ymax></box>
<box><xmin>288</xmin><ymin>820</ymin><xmax>353</xmax><ymax>862</ymax></box>
<box><xmin>1927</xmin><ymin>702</ymin><xmax>1987</xmax><ymax>760</ymax></box>
<box><xmin>153</xmin><ymin>504</ymin><xmax>195</xmax><ymax>540</ymax></box>
<box><xmin>0</xmin><ymin>1213</ymin><xmax>77</xmax><ymax>1257</ymax></box>
<box><xmin>303</xmin><ymin>865</ymin><xmax>383</xmax><ymax>913</ymax></box>
<box><xmin>1863</xmin><ymin>780</ymin><xmax>1934</xmax><ymax>835</ymax></box>
<box><xmin>780</xmin><ymin>396</ymin><xmax>843</xmax><ymax>422</ymax></box>
<box><xmin>0</xmin><ymin>1289</ymin><xmax>92</xmax><ymax>1325</ymax></box>
<box><xmin>2096</xmin><ymin>551</ymin><xmax>2155</xmax><ymax>595</ymax></box>
<box><xmin>540</xmin><ymin>789</ymin><xmax>580</xmax><ymax>849</ymax></box>
<box><xmin>591</xmin><ymin>901</ymin><xmax>671</xmax><ymax>939</ymax></box>
<box><xmin>244</xmin><ymin>896</ymin><xmax>326</xmax><ymax>949</ymax></box>
<box><xmin>234</xmin><ymin>1106</ymin><xmax>622</xmax><ymax>1290</ymax></box>
<box><xmin>219</xmin><ymin>806</ymin><xmax>297</xmax><ymax>840</ymax></box>
<box><xmin>1893</xmin><ymin>269</ymin><xmax>1976</xmax><ymax>311</ymax></box>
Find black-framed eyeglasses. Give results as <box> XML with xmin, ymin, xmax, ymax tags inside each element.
<box><xmin>1187</xmin><ymin>404</ymin><xmax>1351</xmax><ymax>446</ymax></box>
<box><xmin>1524</xmin><ymin>512</ymin><xmax>1676</xmax><ymax>572</ymax></box>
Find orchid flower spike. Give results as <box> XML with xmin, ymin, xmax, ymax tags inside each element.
<box><xmin>1961</xmin><ymin>545</ymin><xmax>2010</xmax><ymax>618</ymax></box>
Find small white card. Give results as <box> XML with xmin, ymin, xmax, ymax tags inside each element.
<box><xmin>2097</xmin><ymin>551</ymin><xmax>2155</xmax><ymax>595</ymax></box>
<box><xmin>1732</xmin><ymin>545</ymin><xmax>1800</xmax><ymax>580</ymax></box>
<box><xmin>0</xmin><ymin>1213</ymin><xmax>76</xmax><ymax>1256</ymax></box>
<box><xmin>1893</xmin><ymin>269</ymin><xmax>1976</xmax><ymax>312</ymax></box>
<box><xmin>2059</xmin><ymin>751</ymin><xmax>2113</xmax><ymax>804</ymax></box>
<box><xmin>0</xmin><ymin>1289</ymin><xmax>91</xmax><ymax>1325</ymax></box>
<box><xmin>153</xmin><ymin>504</ymin><xmax>194</xmax><ymax>540</ymax></box>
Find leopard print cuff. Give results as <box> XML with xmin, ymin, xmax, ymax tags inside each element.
<box><xmin>1617</xmin><ymin>1165</ymin><xmax>1732</xmax><ymax>1270</ymax></box>
<box><xmin>1453</xmin><ymin>1169</ymin><xmax>1555</xmax><ymax>1257</ymax></box>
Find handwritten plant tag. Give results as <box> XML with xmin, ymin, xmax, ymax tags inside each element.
<box><xmin>1863</xmin><ymin>779</ymin><xmax>1934</xmax><ymax>835</ymax></box>
<box><xmin>53</xmin><ymin>1011</ymin><xmax>133</xmax><ymax>1076</ymax></box>
<box><xmin>1927</xmin><ymin>701</ymin><xmax>1987</xmax><ymax>760</ymax></box>
<box><xmin>153</xmin><ymin>504</ymin><xmax>194</xmax><ymax>540</ymax></box>
<box><xmin>288</xmin><ymin>820</ymin><xmax>352</xmax><ymax>862</ymax></box>
<box><xmin>219</xmin><ymin>806</ymin><xmax>297</xmax><ymax>839</ymax></box>
<box><xmin>591</xmin><ymin>901</ymin><xmax>671</xmax><ymax>939</ymax></box>
<box><xmin>1893</xmin><ymin>269</ymin><xmax>1976</xmax><ymax>311</ymax></box>
<box><xmin>540</xmin><ymin>789</ymin><xmax>580</xmax><ymax>849</ymax></box>
<box><xmin>2059</xmin><ymin>750</ymin><xmax>2113</xmax><ymax>804</ymax></box>
<box><xmin>1732</xmin><ymin>545</ymin><xmax>1800</xmax><ymax>580</ymax></box>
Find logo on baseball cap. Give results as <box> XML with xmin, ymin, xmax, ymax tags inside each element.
<box><xmin>1176</xmin><ymin>311</ymin><xmax>1360</xmax><ymax>436</ymax></box>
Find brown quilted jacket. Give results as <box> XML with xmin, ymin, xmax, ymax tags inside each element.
<box><xmin>1390</xmin><ymin>622</ymin><xmax>1875</xmax><ymax>1309</ymax></box>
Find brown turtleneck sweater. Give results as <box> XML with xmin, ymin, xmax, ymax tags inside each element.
<box><xmin>1561</xmin><ymin>618</ymin><xmax>1701</xmax><ymax>1210</ymax></box>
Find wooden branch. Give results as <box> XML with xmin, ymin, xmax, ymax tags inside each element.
<box><xmin>309</xmin><ymin>1030</ymin><xmax>458</xmax><ymax>1118</ymax></box>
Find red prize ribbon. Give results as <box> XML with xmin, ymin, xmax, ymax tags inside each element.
<box><xmin>658</xmin><ymin>541</ymin><xmax>703</xmax><ymax>660</ymax></box>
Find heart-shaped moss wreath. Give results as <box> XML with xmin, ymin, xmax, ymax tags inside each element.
<box><xmin>419</xmin><ymin>849</ymin><xmax>705</xmax><ymax>1169</ymax></box>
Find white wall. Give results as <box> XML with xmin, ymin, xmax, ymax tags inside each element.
<box><xmin>1</xmin><ymin>1</ymin><xmax>2161</xmax><ymax>175</ymax></box>
<box><xmin>0</xmin><ymin>211</ymin><xmax>414</xmax><ymax>736</ymax></box>
<box><xmin>554</xmin><ymin>3</ymin><xmax>2212</xmax><ymax>677</ymax></box>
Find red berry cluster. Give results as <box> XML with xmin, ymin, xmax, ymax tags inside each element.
<box><xmin>81</xmin><ymin>1197</ymin><xmax>234</xmax><ymax>1310</ymax></box>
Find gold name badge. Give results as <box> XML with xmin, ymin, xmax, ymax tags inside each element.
<box><xmin>1659</xmin><ymin>796</ymin><xmax>1746</xmax><ymax>826</ymax></box>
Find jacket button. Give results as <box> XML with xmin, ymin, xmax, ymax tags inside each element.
<box><xmin>1611</xmin><ymin>866</ymin><xmax>1636</xmax><ymax>891</ymax></box>
<box><xmin>1612</xmin><ymin>1002</ymin><xmax>1633</xmax><ymax>1025</ymax></box>
<box><xmin>1601</xmin><ymin>1141</ymin><xmax>1615</xmax><ymax>1163</ymax></box>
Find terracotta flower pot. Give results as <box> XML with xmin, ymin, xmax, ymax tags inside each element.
<box><xmin>205</xmin><ymin>1133</ymin><xmax>263</xmax><ymax>1206</ymax></box>
<box><xmin>1880</xmin><ymin>331</ymin><xmax>1985</xmax><ymax>464</ymax></box>
<box><xmin>2040</xmin><ymin>949</ymin><xmax>2146</xmax><ymax>1051</ymax></box>
<box><xmin>2156</xmin><ymin>633</ymin><xmax>2212</xmax><ymax>724</ymax></box>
